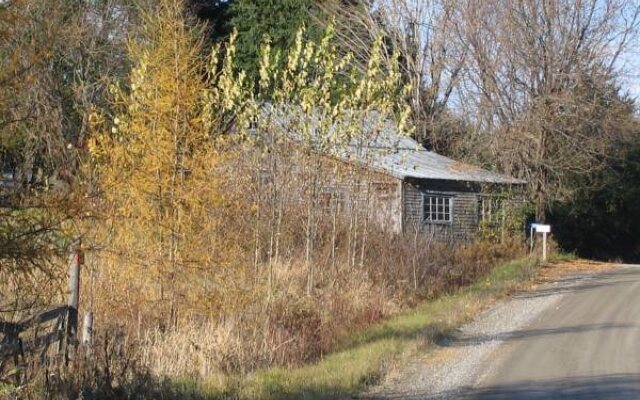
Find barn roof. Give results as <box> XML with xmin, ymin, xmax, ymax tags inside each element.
<box><xmin>262</xmin><ymin>105</ymin><xmax>526</xmax><ymax>185</ymax></box>
<box><xmin>342</xmin><ymin>134</ymin><xmax>526</xmax><ymax>184</ymax></box>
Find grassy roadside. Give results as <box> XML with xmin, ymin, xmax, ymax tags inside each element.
<box><xmin>183</xmin><ymin>255</ymin><xmax>554</xmax><ymax>399</ymax></box>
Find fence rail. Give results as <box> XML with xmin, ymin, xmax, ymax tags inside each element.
<box><xmin>0</xmin><ymin>248</ymin><xmax>87</xmax><ymax>385</ymax></box>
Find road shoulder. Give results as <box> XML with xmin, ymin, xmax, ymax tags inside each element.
<box><xmin>364</xmin><ymin>260</ymin><xmax>615</xmax><ymax>400</ymax></box>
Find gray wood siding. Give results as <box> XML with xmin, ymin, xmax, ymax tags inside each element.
<box><xmin>314</xmin><ymin>165</ymin><xmax>404</xmax><ymax>235</ymax></box>
<box><xmin>367</xmin><ymin>180</ymin><xmax>403</xmax><ymax>234</ymax></box>
<box><xmin>402</xmin><ymin>179</ymin><xmax>481</xmax><ymax>243</ymax></box>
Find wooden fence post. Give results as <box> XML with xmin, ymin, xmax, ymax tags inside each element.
<box><xmin>82</xmin><ymin>312</ymin><xmax>93</xmax><ymax>352</ymax></box>
<box><xmin>66</xmin><ymin>246</ymin><xmax>83</xmax><ymax>351</ymax></box>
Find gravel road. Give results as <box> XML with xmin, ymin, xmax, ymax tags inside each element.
<box><xmin>366</xmin><ymin>264</ymin><xmax>640</xmax><ymax>400</ymax></box>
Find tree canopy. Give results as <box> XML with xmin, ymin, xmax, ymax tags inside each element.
<box><xmin>229</xmin><ymin>0</ymin><xmax>326</xmax><ymax>85</ymax></box>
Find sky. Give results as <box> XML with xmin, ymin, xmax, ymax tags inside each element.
<box><xmin>620</xmin><ymin>51</ymin><xmax>640</xmax><ymax>101</ymax></box>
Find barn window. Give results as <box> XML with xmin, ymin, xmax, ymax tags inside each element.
<box><xmin>423</xmin><ymin>195</ymin><xmax>452</xmax><ymax>223</ymax></box>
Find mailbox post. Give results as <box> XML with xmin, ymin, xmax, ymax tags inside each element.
<box><xmin>530</xmin><ymin>223</ymin><xmax>551</xmax><ymax>261</ymax></box>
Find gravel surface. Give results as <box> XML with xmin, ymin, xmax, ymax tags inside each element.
<box><xmin>364</xmin><ymin>272</ymin><xmax>605</xmax><ymax>400</ymax></box>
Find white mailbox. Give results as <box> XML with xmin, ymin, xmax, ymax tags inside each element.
<box><xmin>534</xmin><ymin>224</ymin><xmax>551</xmax><ymax>233</ymax></box>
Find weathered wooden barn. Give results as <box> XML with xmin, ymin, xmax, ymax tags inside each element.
<box><xmin>260</xmin><ymin>106</ymin><xmax>526</xmax><ymax>243</ymax></box>
<box><xmin>340</xmin><ymin>134</ymin><xmax>526</xmax><ymax>242</ymax></box>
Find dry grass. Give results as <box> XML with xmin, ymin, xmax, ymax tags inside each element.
<box><xmin>6</xmin><ymin>252</ymin><xmax>608</xmax><ymax>399</ymax></box>
<box><xmin>2</xmin><ymin>210</ymin><xmax>528</xmax><ymax>399</ymax></box>
<box><xmin>212</xmin><ymin>255</ymin><xmax>544</xmax><ymax>399</ymax></box>
<box><xmin>128</xmin><ymin>235</ymin><xmax>525</xmax><ymax>382</ymax></box>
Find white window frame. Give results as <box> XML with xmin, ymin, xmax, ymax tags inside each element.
<box><xmin>422</xmin><ymin>194</ymin><xmax>453</xmax><ymax>224</ymax></box>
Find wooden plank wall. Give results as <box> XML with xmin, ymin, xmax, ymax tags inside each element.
<box><xmin>367</xmin><ymin>179</ymin><xmax>403</xmax><ymax>234</ymax></box>
<box><xmin>318</xmin><ymin>171</ymin><xmax>403</xmax><ymax>234</ymax></box>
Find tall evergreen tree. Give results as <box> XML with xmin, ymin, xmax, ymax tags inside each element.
<box><xmin>229</xmin><ymin>0</ymin><xmax>325</xmax><ymax>85</ymax></box>
<box><xmin>193</xmin><ymin>0</ymin><xmax>372</xmax><ymax>86</ymax></box>
<box><xmin>188</xmin><ymin>0</ymin><xmax>234</xmax><ymax>43</ymax></box>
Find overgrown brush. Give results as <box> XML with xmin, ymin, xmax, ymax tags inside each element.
<box><xmin>0</xmin><ymin>332</ymin><xmax>190</xmax><ymax>400</ymax></box>
<box><xmin>133</xmin><ymin>232</ymin><xmax>524</xmax><ymax>380</ymax></box>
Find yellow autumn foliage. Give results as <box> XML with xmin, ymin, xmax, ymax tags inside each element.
<box><xmin>88</xmin><ymin>0</ymin><xmax>250</xmax><ymax>326</ymax></box>
<box><xmin>86</xmin><ymin>0</ymin><xmax>413</xmax><ymax>340</ymax></box>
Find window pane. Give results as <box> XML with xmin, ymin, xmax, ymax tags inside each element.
<box><xmin>424</xmin><ymin>195</ymin><xmax>452</xmax><ymax>223</ymax></box>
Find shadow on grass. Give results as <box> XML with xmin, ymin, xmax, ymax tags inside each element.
<box><xmin>33</xmin><ymin>374</ymin><xmax>231</xmax><ymax>400</ymax></box>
